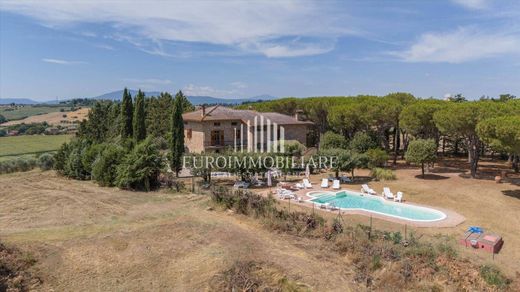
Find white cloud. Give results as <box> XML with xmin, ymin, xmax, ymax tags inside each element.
<box><xmin>452</xmin><ymin>0</ymin><xmax>489</xmax><ymax>10</ymax></box>
<box><xmin>183</xmin><ymin>84</ymin><xmax>241</xmax><ymax>97</ymax></box>
<box><xmin>230</xmin><ymin>82</ymin><xmax>248</xmax><ymax>89</ymax></box>
<box><xmin>1</xmin><ymin>1</ymin><xmax>355</xmax><ymax>58</ymax></box>
<box><xmin>122</xmin><ymin>78</ymin><xmax>172</xmax><ymax>91</ymax></box>
<box><xmin>395</xmin><ymin>27</ymin><xmax>520</xmax><ymax>63</ymax></box>
<box><xmin>42</xmin><ymin>58</ymin><xmax>86</xmax><ymax>65</ymax></box>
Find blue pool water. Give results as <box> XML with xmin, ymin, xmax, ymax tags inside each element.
<box><xmin>308</xmin><ymin>191</ymin><xmax>446</xmax><ymax>222</ymax></box>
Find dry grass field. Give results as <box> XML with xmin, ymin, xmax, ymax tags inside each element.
<box><xmin>1</xmin><ymin>107</ymin><xmax>89</xmax><ymax>126</ymax></box>
<box><xmin>0</xmin><ymin>171</ymin><xmax>359</xmax><ymax>291</ymax></box>
<box><xmin>0</xmin><ymin>158</ymin><xmax>519</xmax><ymax>290</ymax></box>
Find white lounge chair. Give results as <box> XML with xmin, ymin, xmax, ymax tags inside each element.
<box><xmin>295</xmin><ymin>182</ymin><xmax>304</xmax><ymax>189</ymax></box>
<box><xmin>361</xmin><ymin>184</ymin><xmax>376</xmax><ymax>195</ymax></box>
<box><xmin>395</xmin><ymin>191</ymin><xmax>403</xmax><ymax>202</ymax></box>
<box><xmin>276</xmin><ymin>188</ymin><xmax>295</xmax><ymax>200</ymax></box>
<box><xmin>303</xmin><ymin>178</ymin><xmax>312</xmax><ymax>189</ymax></box>
<box><xmin>233</xmin><ymin>181</ymin><xmax>250</xmax><ymax>189</ymax></box>
<box><xmin>328</xmin><ymin>203</ymin><xmax>339</xmax><ymax>211</ymax></box>
<box><xmin>321</xmin><ymin>178</ymin><xmax>329</xmax><ymax>188</ymax></box>
<box><xmin>382</xmin><ymin>187</ymin><xmax>394</xmax><ymax>200</ymax></box>
<box><xmin>332</xmin><ymin>179</ymin><xmax>340</xmax><ymax>190</ymax></box>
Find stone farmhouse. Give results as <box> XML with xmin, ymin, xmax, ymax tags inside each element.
<box><xmin>182</xmin><ymin>105</ymin><xmax>313</xmax><ymax>153</ymax></box>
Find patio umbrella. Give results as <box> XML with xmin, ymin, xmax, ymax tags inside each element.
<box><xmin>267</xmin><ymin>170</ymin><xmax>272</xmax><ymax>187</ymax></box>
<box><xmin>305</xmin><ymin>163</ymin><xmax>310</xmax><ymax>178</ymax></box>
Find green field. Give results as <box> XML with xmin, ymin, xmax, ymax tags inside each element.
<box><xmin>0</xmin><ymin>135</ymin><xmax>72</xmax><ymax>159</ymax></box>
<box><xmin>0</xmin><ymin>106</ymin><xmax>69</xmax><ymax>121</ymax></box>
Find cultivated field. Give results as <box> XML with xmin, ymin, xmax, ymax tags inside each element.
<box><xmin>0</xmin><ymin>135</ymin><xmax>72</xmax><ymax>159</ymax></box>
<box><xmin>0</xmin><ymin>160</ymin><xmax>519</xmax><ymax>290</ymax></box>
<box><xmin>1</xmin><ymin>107</ymin><xmax>89</xmax><ymax>126</ymax></box>
<box><xmin>0</xmin><ymin>106</ymin><xmax>66</xmax><ymax>121</ymax></box>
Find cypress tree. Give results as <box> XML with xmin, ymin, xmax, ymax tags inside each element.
<box><xmin>120</xmin><ymin>88</ymin><xmax>133</xmax><ymax>139</ymax></box>
<box><xmin>169</xmin><ymin>90</ymin><xmax>185</xmax><ymax>177</ymax></box>
<box><xmin>133</xmin><ymin>89</ymin><xmax>147</xmax><ymax>142</ymax></box>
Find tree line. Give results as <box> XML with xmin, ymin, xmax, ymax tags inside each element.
<box><xmin>238</xmin><ymin>93</ymin><xmax>520</xmax><ymax>177</ymax></box>
<box><xmin>54</xmin><ymin>88</ymin><xmax>193</xmax><ymax>191</ymax></box>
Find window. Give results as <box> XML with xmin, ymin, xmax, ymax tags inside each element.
<box><xmin>184</xmin><ymin>121</ymin><xmax>188</xmax><ymax>125</ymax></box>
<box><xmin>235</xmin><ymin>129</ymin><xmax>241</xmax><ymax>140</ymax></box>
<box><xmin>214</xmin><ymin>122</ymin><xmax>221</xmax><ymax>126</ymax></box>
<box><xmin>231</xmin><ymin>122</ymin><xmax>237</xmax><ymax>126</ymax></box>
<box><xmin>186</xmin><ymin>128</ymin><xmax>192</xmax><ymax>139</ymax></box>
<box><xmin>211</xmin><ymin>130</ymin><xmax>224</xmax><ymax>146</ymax></box>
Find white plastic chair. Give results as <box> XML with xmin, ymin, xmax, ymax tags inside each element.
<box><xmin>321</xmin><ymin>178</ymin><xmax>329</xmax><ymax>188</ymax></box>
<box><xmin>332</xmin><ymin>179</ymin><xmax>340</xmax><ymax>189</ymax></box>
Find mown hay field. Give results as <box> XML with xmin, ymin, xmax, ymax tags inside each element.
<box><xmin>0</xmin><ymin>106</ymin><xmax>66</xmax><ymax>121</ymax></box>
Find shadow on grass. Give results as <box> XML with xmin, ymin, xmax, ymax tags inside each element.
<box><xmin>502</xmin><ymin>190</ymin><xmax>520</xmax><ymax>200</ymax></box>
<box><xmin>431</xmin><ymin>167</ymin><xmax>467</xmax><ymax>174</ymax></box>
<box><xmin>414</xmin><ymin>174</ymin><xmax>450</xmax><ymax>180</ymax></box>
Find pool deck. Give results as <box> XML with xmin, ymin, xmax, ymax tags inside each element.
<box><xmin>264</xmin><ymin>185</ymin><xmax>466</xmax><ymax>228</ymax></box>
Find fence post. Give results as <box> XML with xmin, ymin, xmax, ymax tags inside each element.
<box><xmin>368</xmin><ymin>216</ymin><xmax>372</xmax><ymax>240</ymax></box>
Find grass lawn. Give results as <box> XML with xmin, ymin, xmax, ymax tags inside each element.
<box><xmin>0</xmin><ymin>134</ymin><xmax>72</xmax><ymax>158</ymax></box>
<box><xmin>0</xmin><ymin>106</ymin><xmax>69</xmax><ymax>121</ymax></box>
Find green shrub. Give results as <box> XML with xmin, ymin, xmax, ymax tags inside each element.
<box><xmin>54</xmin><ymin>142</ymin><xmax>71</xmax><ymax>174</ymax></box>
<box><xmin>81</xmin><ymin>143</ymin><xmax>107</xmax><ymax>174</ymax></box>
<box><xmin>15</xmin><ymin>157</ymin><xmax>37</xmax><ymax>172</ymax></box>
<box><xmin>91</xmin><ymin>144</ymin><xmax>126</xmax><ymax>187</ymax></box>
<box><xmin>479</xmin><ymin>265</ymin><xmax>510</xmax><ymax>288</ymax></box>
<box><xmin>116</xmin><ymin>138</ymin><xmax>164</xmax><ymax>191</ymax></box>
<box><xmin>0</xmin><ymin>157</ymin><xmax>37</xmax><ymax>174</ymax></box>
<box><xmin>370</xmin><ymin>167</ymin><xmax>396</xmax><ymax>181</ymax></box>
<box><xmin>38</xmin><ymin>153</ymin><xmax>54</xmax><ymax>171</ymax></box>
<box><xmin>153</xmin><ymin>136</ymin><xmax>169</xmax><ymax>150</ymax></box>
<box><xmin>320</xmin><ymin>131</ymin><xmax>348</xmax><ymax>149</ymax></box>
<box><xmin>64</xmin><ymin>147</ymin><xmax>89</xmax><ymax>180</ymax></box>
<box><xmin>366</xmin><ymin>148</ymin><xmax>389</xmax><ymax>168</ymax></box>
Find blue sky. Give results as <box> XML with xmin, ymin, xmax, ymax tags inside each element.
<box><xmin>0</xmin><ymin>0</ymin><xmax>519</xmax><ymax>101</ymax></box>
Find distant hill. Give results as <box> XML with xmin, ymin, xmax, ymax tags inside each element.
<box><xmin>91</xmin><ymin>89</ymin><xmax>276</xmax><ymax>105</ymax></box>
<box><xmin>0</xmin><ymin>98</ymin><xmax>39</xmax><ymax>105</ymax></box>
<box><xmin>0</xmin><ymin>91</ymin><xmax>277</xmax><ymax>106</ymax></box>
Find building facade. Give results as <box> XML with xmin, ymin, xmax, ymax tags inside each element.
<box><xmin>182</xmin><ymin>106</ymin><xmax>313</xmax><ymax>153</ymax></box>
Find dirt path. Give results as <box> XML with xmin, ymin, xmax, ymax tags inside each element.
<box><xmin>0</xmin><ymin>171</ymin><xmax>359</xmax><ymax>291</ymax></box>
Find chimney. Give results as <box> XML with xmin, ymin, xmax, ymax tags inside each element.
<box><xmin>294</xmin><ymin>109</ymin><xmax>303</xmax><ymax>121</ymax></box>
<box><xmin>201</xmin><ymin>105</ymin><xmax>206</xmax><ymax>117</ymax></box>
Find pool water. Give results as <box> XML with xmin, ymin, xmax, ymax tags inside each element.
<box><xmin>308</xmin><ymin>191</ymin><xmax>446</xmax><ymax>222</ymax></box>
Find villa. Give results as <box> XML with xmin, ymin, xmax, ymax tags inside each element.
<box><xmin>182</xmin><ymin>105</ymin><xmax>313</xmax><ymax>153</ymax></box>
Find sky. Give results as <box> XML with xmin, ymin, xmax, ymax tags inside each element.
<box><xmin>0</xmin><ymin>0</ymin><xmax>519</xmax><ymax>101</ymax></box>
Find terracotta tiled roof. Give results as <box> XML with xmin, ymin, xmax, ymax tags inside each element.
<box><xmin>182</xmin><ymin>105</ymin><xmax>313</xmax><ymax>125</ymax></box>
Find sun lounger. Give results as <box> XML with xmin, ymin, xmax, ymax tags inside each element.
<box><xmin>339</xmin><ymin>175</ymin><xmax>352</xmax><ymax>183</ymax></box>
<box><xmin>276</xmin><ymin>188</ymin><xmax>295</xmax><ymax>199</ymax></box>
<box><xmin>382</xmin><ymin>187</ymin><xmax>394</xmax><ymax>200</ymax></box>
<box><xmin>327</xmin><ymin>174</ymin><xmax>335</xmax><ymax>181</ymax></box>
<box><xmin>295</xmin><ymin>183</ymin><xmax>304</xmax><ymax>189</ymax></box>
<box><xmin>361</xmin><ymin>184</ymin><xmax>376</xmax><ymax>195</ymax></box>
<box><xmin>233</xmin><ymin>181</ymin><xmax>250</xmax><ymax>189</ymax></box>
<box><xmin>394</xmin><ymin>191</ymin><xmax>403</xmax><ymax>202</ymax></box>
<box><xmin>328</xmin><ymin>203</ymin><xmax>339</xmax><ymax>211</ymax></box>
<box><xmin>332</xmin><ymin>179</ymin><xmax>340</xmax><ymax>190</ymax></box>
<box><xmin>303</xmin><ymin>178</ymin><xmax>312</xmax><ymax>189</ymax></box>
<box><xmin>321</xmin><ymin>178</ymin><xmax>329</xmax><ymax>188</ymax></box>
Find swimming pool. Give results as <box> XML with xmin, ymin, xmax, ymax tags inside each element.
<box><xmin>307</xmin><ymin>190</ymin><xmax>446</xmax><ymax>222</ymax></box>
